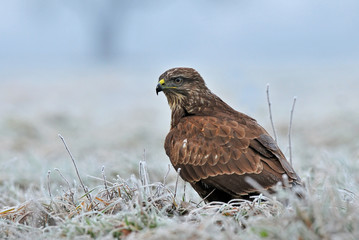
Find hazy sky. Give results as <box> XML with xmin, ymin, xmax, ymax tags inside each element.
<box><xmin>1</xmin><ymin>0</ymin><xmax>358</xmax><ymax>69</ymax></box>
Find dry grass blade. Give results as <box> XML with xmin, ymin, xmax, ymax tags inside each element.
<box><xmin>173</xmin><ymin>168</ymin><xmax>181</xmax><ymax>205</ymax></box>
<box><xmin>163</xmin><ymin>164</ymin><xmax>171</xmax><ymax>186</ymax></box>
<box><xmin>196</xmin><ymin>188</ymin><xmax>216</xmax><ymax>207</ymax></box>
<box><xmin>288</xmin><ymin>97</ymin><xmax>297</xmax><ymax>166</ymax></box>
<box><xmin>266</xmin><ymin>84</ymin><xmax>278</xmax><ymax>143</ymax></box>
<box><xmin>101</xmin><ymin>166</ymin><xmax>111</xmax><ymax>200</ymax></box>
<box><xmin>54</xmin><ymin>168</ymin><xmax>75</xmax><ymax>205</ymax></box>
<box><xmin>47</xmin><ymin>170</ymin><xmax>52</xmax><ymax>200</ymax></box>
<box><xmin>58</xmin><ymin>134</ymin><xmax>92</xmax><ymax>204</ymax></box>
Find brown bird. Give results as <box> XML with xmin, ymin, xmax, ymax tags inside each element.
<box><xmin>156</xmin><ymin>67</ymin><xmax>301</xmax><ymax>202</ymax></box>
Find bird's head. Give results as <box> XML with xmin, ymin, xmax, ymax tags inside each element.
<box><xmin>156</xmin><ymin>67</ymin><xmax>208</xmax><ymax>111</ymax></box>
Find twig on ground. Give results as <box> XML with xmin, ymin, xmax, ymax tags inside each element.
<box><xmin>245</xmin><ymin>177</ymin><xmax>272</xmax><ymax>199</ymax></box>
<box><xmin>101</xmin><ymin>166</ymin><xmax>111</xmax><ymax>200</ymax></box>
<box><xmin>266</xmin><ymin>84</ymin><xmax>278</xmax><ymax>143</ymax></box>
<box><xmin>288</xmin><ymin>97</ymin><xmax>297</xmax><ymax>166</ymax></box>
<box><xmin>163</xmin><ymin>164</ymin><xmax>171</xmax><ymax>186</ymax></box>
<box><xmin>58</xmin><ymin>134</ymin><xmax>92</xmax><ymax>203</ymax></box>
<box><xmin>47</xmin><ymin>170</ymin><xmax>52</xmax><ymax>200</ymax></box>
<box><xmin>174</xmin><ymin>168</ymin><xmax>181</xmax><ymax>200</ymax></box>
<box><xmin>183</xmin><ymin>182</ymin><xmax>186</xmax><ymax>202</ymax></box>
<box><xmin>139</xmin><ymin>150</ymin><xmax>151</xmax><ymax>197</ymax></box>
<box><xmin>196</xmin><ymin>189</ymin><xmax>216</xmax><ymax>207</ymax></box>
<box><xmin>54</xmin><ymin>168</ymin><xmax>75</xmax><ymax>205</ymax></box>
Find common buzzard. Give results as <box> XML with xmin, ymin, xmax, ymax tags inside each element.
<box><xmin>156</xmin><ymin>67</ymin><xmax>301</xmax><ymax>202</ymax></box>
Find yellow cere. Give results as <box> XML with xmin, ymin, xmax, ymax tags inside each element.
<box><xmin>159</xmin><ymin>79</ymin><xmax>165</xmax><ymax>85</ymax></box>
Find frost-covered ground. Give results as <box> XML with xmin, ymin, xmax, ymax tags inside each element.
<box><xmin>1</xmin><ymin>64</ymin><xmax>359</xmax><ymax>239</ymax></box>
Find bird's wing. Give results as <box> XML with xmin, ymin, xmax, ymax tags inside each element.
<box><xmin>165</xmin><ymin>116</ymin><xmax>300</xmax><ymax>189</ymax></box>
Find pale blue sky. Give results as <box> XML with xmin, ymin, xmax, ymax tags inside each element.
<box><xmin>1</xmin><ymin>0</ymin><xmax>358</xmax><ymax>69</ymax></box>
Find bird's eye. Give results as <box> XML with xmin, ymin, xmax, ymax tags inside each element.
<box><xmin>173</xmin><ymin>77</ymin><xmax>183</xmax><ymax>85</ymax></box>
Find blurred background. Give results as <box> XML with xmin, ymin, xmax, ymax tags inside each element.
<box><xmin>0</xmin><ymin>0</ymin><xmax>358</xmax><ymax>194</ymax></box>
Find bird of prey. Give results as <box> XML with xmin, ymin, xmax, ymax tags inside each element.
<box><xmin>156</xmin><ymin>67</ymin><xmax>301</xmax><ymax>202</ymax></box>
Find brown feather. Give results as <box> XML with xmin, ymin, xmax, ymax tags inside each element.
<box><xmin>159</xmin><ymin>67</ymin><xmax>302</xmax><ymax>202</ymax></box>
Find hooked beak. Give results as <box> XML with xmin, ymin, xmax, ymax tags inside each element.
<box><xmin>156</xmin><ymin>79</ymin><xmax>165</xmax><ymax>95</ymax></box>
